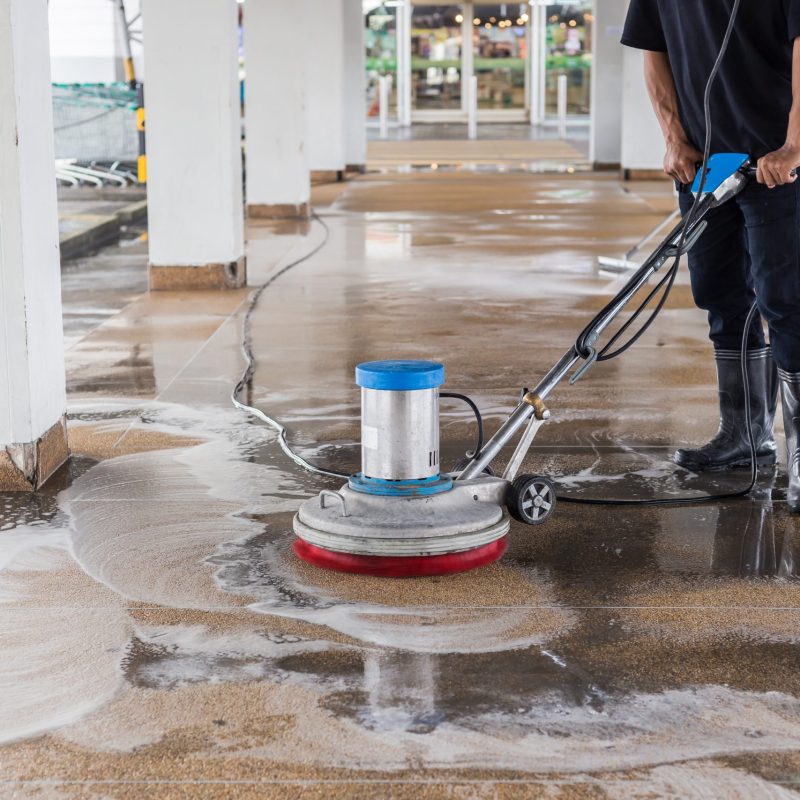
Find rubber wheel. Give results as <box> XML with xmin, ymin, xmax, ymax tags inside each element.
<box><xmin>508</xmin><ymin>474</ymin><xmax>556</xmax><ymax>525</ymax></box>
<box><xmin>452</xmin><ymin>456</ymin><xmax>495</xmax><ymax>477</ymax></box>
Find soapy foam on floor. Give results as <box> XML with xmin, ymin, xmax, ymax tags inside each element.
<box><xmin>48</xmin><ymin>676</ymin><xmax>800</xmax><ymax>776</ymax></box>
<box><xmin>611</xmin><ymin>762</ymin><xmax>800</xmax><ymax>799</ymax></box>
<box><xmin>60</xmin><ymin>405</ymin><xmax>302</xmax><ymax>610</ymax></box>
<box><xmin>213</xmin><ymin>531</ymin><xmax>578</xmax><ymax>654</ymax></box>
<box><xmin>0</xmin><ymin>531</ymin><xmax>130</xmax><ymax>745</ymax></box>
<box><xmin>1</xmin><ymin>406</ymin><xmax>794</xmax><ymax>769</ymax></box>
<box><xmin>1</xmin><ymin>399</ymin><xmax>799</xmax><ymax>778</ymax></box>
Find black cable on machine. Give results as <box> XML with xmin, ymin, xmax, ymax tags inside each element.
<box><xmin>441</xmin><ymin>392</ymin><xmax>485</xmax><ymax>457</ymax></box>
<box><xmin>557</xmin><ymin>0</ymin><xmax>764</xmax><ymax>506</ymax></box>
<box><xmin>576</xmin><ymin>0</ymin><xmax>741</xmax><ymax>365</ymax></box>
<box><xmin>235</xmin><ymin>0</ymin><xmax>762</xmax><ymax>508</ymax></box>
<box><xmin>439</xmin><ymin>0</ymin><xmax>758</xmax><ymax>507</ymax></box>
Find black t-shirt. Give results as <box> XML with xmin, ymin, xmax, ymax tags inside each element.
<box><xmin>622</xmin><ymin>0</ymin><xmax>800</xmax><ymax>159</ymax></box>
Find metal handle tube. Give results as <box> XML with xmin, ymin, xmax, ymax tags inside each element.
<box><xmin>458</xmin><ymin>349</ymin><xmax>580</xmax><ymax>479</ymax></box>
<box><xmin>458</xmin><ymin>196</ymin><xmax>715</xmax><ymax>482</ymax></box>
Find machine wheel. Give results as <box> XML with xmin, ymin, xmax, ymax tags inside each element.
<box><xmin>508</xmin><ymin>475</ymin><xmax>556</xmax><ymax>525</ymax></box>
<box><xmin>452</xmin><ymin>456</ymin><xmax>495</xmax><ymax>477</ymax></box>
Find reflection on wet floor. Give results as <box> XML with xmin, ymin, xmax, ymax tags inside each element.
<box><xmin>2</xmin><ymin>170</ymin><xmax>800</xmax><ymax>797</ymax></box>
<box><xmin>60</xmin><ymin>224</ymin><xmax>149</xmax><ymax>347</ymax></box>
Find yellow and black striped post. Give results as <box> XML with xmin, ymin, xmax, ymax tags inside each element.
<box><xmin>123</xmin><ymin>56</ymin><xmax>136</xmax><ymax>90</ymax></box>
<box><xmin>136</xmin><ymin>84</ymin><xmax>146</xmax><ymax>184</ymax></box>
<box><xmin>115</xmin><ymin>0</ymin><xmax>138</xmax><ymax>90</ymax></box>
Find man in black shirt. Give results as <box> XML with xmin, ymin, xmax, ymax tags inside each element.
<box><xmin>622</xmin><ymin>0</ymin><xmax>800</xmax><ymax>511</ymax></box>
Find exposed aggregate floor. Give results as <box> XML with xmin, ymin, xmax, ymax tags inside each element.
<box><xmin>1</xmin><ymin>165</ymin><xmax>799</xmax><ymax>798</ymax></box>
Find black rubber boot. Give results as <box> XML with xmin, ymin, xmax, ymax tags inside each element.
<box><xmin>674</xmin><ymin>347</ymin><xmax>778</xmax><ymax>472</ymax></box>
<box><xmin>779</xmin><ymin>368</ymin><xmax>800</xmax><ymax>512</ymax></box>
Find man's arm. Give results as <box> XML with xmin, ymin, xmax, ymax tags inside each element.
<box><xmin>757</xmin><ymin>38</ymin><xmax>800</xmax><ymax>187</ymax></box>
<box><xmin>643</xmin><ymin>51</ymin><xmax>702</xmax><ymax>184</ymax></box>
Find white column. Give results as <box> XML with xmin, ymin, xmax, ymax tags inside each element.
<box><xmin>141</xmin><ymin>0</ymin><xmax>245</xmax><ymax>289</ymax></box>
<box><xmin>589</xmin><ymin>0</ymin><xmax>627</xmax><ymax>167</ymax></box>
<box><xmin>245</xmin><ymin>0</ymin><xmax>310</xmax><ymax>219</ymax></box>
<box><xmin>306</xmin><ymin>0</ymin><xmax>346</xmax><ymax>178</ymax></box>
<box><xmin>0</xmin><ymin>0</ymin><xmax>68</xmax><ymax>489</ymax></box>
<box><xmin>396</xmin><ymin>0</ymin><xmax>412</xmax><ymax>127</ymax></box>
<box><xmin>342</xmin><ymin>0</ymin><xmax>367</xmax><ymax>170</ymax></box>
<box><xmin>621</xmin><ymin>47</ymin><xmax>666</xmax><ymax>176</ymax></box>
<box><xmin>461</xmin><ymin>7</ymin><xmax>474</xmax><ymax>118</ymax></box>
<box><xmin>529</xmin><ymin>2</ymin><xmax>547</xmax><ymax>124</ymax></box>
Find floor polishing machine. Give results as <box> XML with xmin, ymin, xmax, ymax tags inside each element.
<box><xmin>292</xmin><ymin>153</ymin><xmax>764</xmax><ymax>577</ymax></box>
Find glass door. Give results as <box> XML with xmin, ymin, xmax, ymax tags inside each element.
<box><xmin>410</xmin><ymin>3</ymin><xmax>465</xmax><ymax>118</ymax></box>
<box><xmin>530</xmin><ymin>2</ymin><xmax>593</xmax><ymax>125</ymax></box>
<box><xmin>364</xmin><ymin>3</ymin><xmax>399</xmax><ymax>122</ymax></box>
<box><xmin>544</xmin><ymin>3</ymin><xmax>592</xmax><ymax>117</ymax></box>
<box><xmin>472</xmin><ymin>3</ymin><xmax>529</xmax><ymax>119</ymax></box>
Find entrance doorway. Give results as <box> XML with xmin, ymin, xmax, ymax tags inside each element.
<box><xmin>363</xmin><ymin>0</ymin><xmax>593</xmax><ymax>129</ymax></box>
<box><xmin>472</xmin><ymin>3</ymin><xmax>528</xmax><ymax>119</ymax></box>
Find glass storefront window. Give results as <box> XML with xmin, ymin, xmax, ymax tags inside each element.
<box><xmin>411</xmin><ymin>5</ymin><xmax>463</xmax><ymax>111</ymax></box>
<box><xmin>365</xmin><ymin>3</ymin><xmax>399</xmax><ymax>119</ymax></box>
<box><xmin>472</xmin><ymin>4</ymin><xmax>528</xmax><ymax>110</ymax></box>
<box><xmin>544</xmin><ymin>3</ymin><xmax>592</xmax><ymax>116</ymax></box>
<box><xmin>363</xmin><ymin>1</ymin><xmax>595</xmax><ymax>124</ymax></box>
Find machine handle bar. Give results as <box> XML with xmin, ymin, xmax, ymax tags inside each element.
<box><xmin>742</xmin><ymin>164</ymin><xmax>797</xmax><ymax>178</ymax></box>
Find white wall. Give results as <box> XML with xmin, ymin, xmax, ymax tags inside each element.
<box><xmin>48</xmin><ymin>0</ymin><xmax>144</xmax><ymax>84</ymax></box>
<box><xmin>0</xmin><ymin>0</ymin><xmax>67</xmax><ymax>445</ymax></box>
<box><xmin>621</xmin><ymin>47</ymin><xmax>665</xmax><ymax>172</ymax></box>
<box><xmin>590</xmin><ymin>0</ymin><xmax>627</xmax><ymax>166</ymax></box>
<box><xmin>142</xmin><ymin>0</ymin><xmax>244</xmax><ymax>267</ymax></box>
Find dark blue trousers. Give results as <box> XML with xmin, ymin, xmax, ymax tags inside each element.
<box><xmin>678</xmin><ymin>180</ymin><xmax>800</xmax><ymax>372</ymax></box>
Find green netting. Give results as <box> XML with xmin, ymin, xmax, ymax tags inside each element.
<box><xmin>52</xmin><ymin>82</ymin><xmax>138</xmax><ymax>162</ymax></box>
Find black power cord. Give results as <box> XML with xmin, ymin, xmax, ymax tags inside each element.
<box><xmin>441</xmin><ymin>392</ymin><xmax>485</xmax><ymax>458</ymax></box>
<box><xmin>232</xmin><ymin>211</ymin><xmax>350</xmax><ymax>480</ymax></box>
<box><xmin>450</xmin><ymin>0</ymin><xmax>760</xmax><ymax>507</ymax></box>
<box><xmin>235</xmin><ymin>0</ymin><xmax>761</xmax><ymax>509</ymax></box>
<box><xmin>553</xmin><ymin>0</ymin><xmax>765</xmax><ymax>507</ymax></box>
<box><xmin>574</xmin><ymin>0</ymin><xmax>742</xmax><ymax>365</ymax></box>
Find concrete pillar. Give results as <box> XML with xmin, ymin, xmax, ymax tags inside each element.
<box><xmin>141</xmin><ymin>0</ymin><xmax>245</xmax><ymax>290</ymax></box>
<box><xmin>245</xmin><ymin>0</ymin><xmax>310</xmax><ymax>220</ymax></box>
<box><xmin>621</xmin><ymin>47</ymin><xmax>666</xmax><ymax>178</ymax></box>
<box><xmin>306</xmin><ymin>0</ymin><xmax>346</xmax><ymax>181</ymax></box>
<box><xmin>0</xmin><ymin>0</ymin><xmax>69</xmax><ymax>490</ymax></box>
<box><xmin>589</xmin><ymin>0</ymin><xmax>627</xmax><ymax>168</ymax></box>
<box><xmin>342</xmin><ymin>0</ymin><xmax>367</xmax><ymax>172</ymax></box>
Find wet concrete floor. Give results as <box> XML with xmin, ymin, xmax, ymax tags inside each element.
<box><xmin>2</xmin><ymin>168</ymin><xmax>800</xmax><ymax>798</ymax></box>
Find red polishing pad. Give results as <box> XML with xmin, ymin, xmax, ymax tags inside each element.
<box><xmin>293</xmin><ymin>537</ymin><xmax>508</xmax><ymax>577</ymax></box>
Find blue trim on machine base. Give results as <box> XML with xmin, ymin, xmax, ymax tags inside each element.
<box><xmin>348</xmin><ymin>473</ymin><xmax>454</xmax><ymax>496</ymax></box>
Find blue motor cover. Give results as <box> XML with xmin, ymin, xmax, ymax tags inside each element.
<box><xmin>356</xmin><ymin>360</ymin><xmax>445</xmax><ymax>391</ymax></box>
